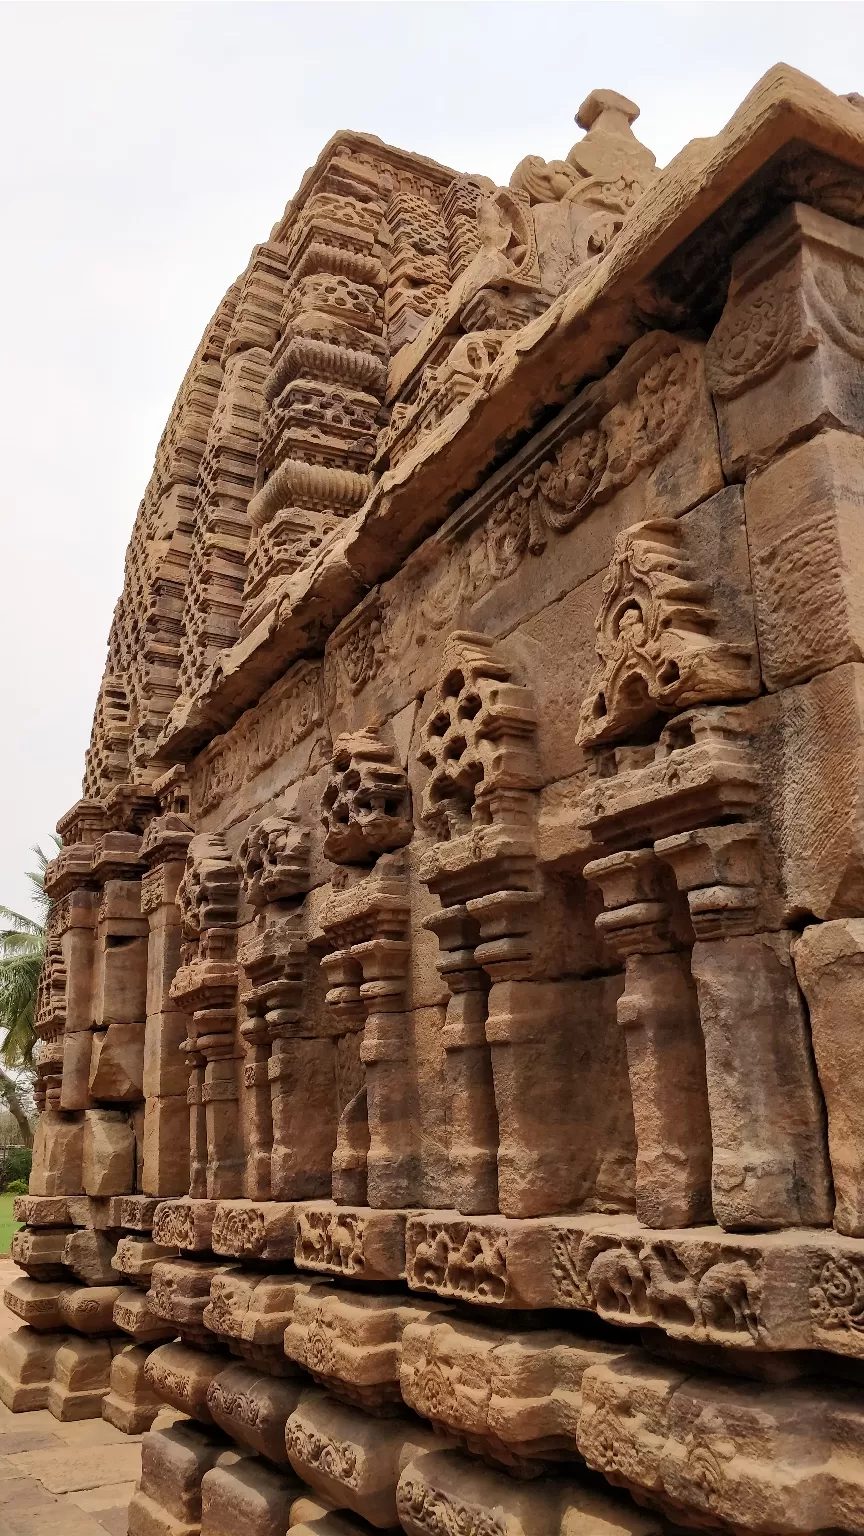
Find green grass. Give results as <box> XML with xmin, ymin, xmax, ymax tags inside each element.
<box><xmin>0</xmin><ymin>1194</ymin><xmax>21</xmax><ymax>1257</ymax></box>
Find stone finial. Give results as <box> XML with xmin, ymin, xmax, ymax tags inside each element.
<box><xmin>568</xmin><ymin>88</ymin><xmax>656</xmax><ymax>184</ymax></box>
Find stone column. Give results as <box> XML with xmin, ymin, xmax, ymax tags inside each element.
<box><xmin>584</xmin><ymin>848</ymin><xmax>713</xmax><ymax>1228</ymax></box>
<box><xmin>422</xmin><ymin>902</ymin><xmax>496</xmax><ymax>1215</ymax></box>
<box><xmin>169</xmin><ymin>833</ymin><xmax>242</xmax><ymax>1202</ymax></box>
<box><xmin>658</xmin><ymin>824</ymin><xmax>832</xmax><ymax>1230</ymax></box>
<box><xmin>140</xmin><ymin>813</ymin><xmax>193</xmax><ymax>1198</ymax></box>
<box><xmin>321</xmin><ymin>858</ymin><xmax>417</xmax><ymax>1210</ymax></box>
<box><xmin>57</xmin><ymin>890</ymin><xmax>99</xmax><ymax>1113</ymax></box>
<box><xmin>322</xmin><ymin>947</ymin><xmax>368</xmax><ymax>1204</ymax></box>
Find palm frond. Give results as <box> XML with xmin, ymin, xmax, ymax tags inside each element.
<box><xmin>0</xmin><ymin>906</ymin><xmax>42</xmax><ymax>938</ymax></box>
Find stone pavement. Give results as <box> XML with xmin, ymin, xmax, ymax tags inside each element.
<box><xmin>0</xmin><ymin>1256</ymin><xmax>138</xmax><ymax>1536</ymax></box>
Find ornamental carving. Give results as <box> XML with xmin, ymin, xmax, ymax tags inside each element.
<box><xmin>177</xmin><ymin>834</ymin><xmax>239</xmax><ymax>936</ymax></box>
<box><xmin>417</xmin><ymin>632</ymin><xmax>538</xmax><ymax>839</ymax></box>
<box><xmin>704</xmin><ymin>268</ymin><xmax>815</xmax><ymax>398</ymax></box>
<box><xmin>577</xmin><ymin>519</ymin><xmax>757</xmax><ymax>747</ymax></box>
<box><xmin>239</xmin><ymin>813</ymin><xmax>310</xmax><ymax>905</ymax></box>
<box><xmin>321</xmin><ymin>728</ymin><xmax>412</xmax><ymax>865</ymax></box>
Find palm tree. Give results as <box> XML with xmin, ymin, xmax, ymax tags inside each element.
<box><xmin>0</xmin><ymin>842</ymin><xmax>58</xmax><ymax>1147</ymax></box>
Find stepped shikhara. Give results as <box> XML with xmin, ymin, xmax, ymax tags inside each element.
<box><xmin>12</xmin><ymin>63</ymin><xmax>864</xmax><ymax>1536</ymax></box>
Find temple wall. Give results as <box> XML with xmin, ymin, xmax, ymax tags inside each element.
<box><xmin>10</xmin><ymin>64</ymin><xmax>864</xmax><ymax>1536</ymax></box>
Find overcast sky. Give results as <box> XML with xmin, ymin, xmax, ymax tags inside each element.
<box><xmin>1</xmin><ymin>0</ymin><xmax>862</xmax><ymax>919</ymax></box>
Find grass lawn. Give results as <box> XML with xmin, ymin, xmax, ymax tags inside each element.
<box><xmin>0</xmin><ymin>1194</ymin><xmax>21</xmax><ymax>1257</ymax></box>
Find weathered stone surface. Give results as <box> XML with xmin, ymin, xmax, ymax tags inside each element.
<box><xmin>3</xmin><ymin>1277</ymin><xmax>76</xmax><ymax>1331</ymax></box>
<box><xmin>294</xmin><ymin>1204</ymin><xmax>408</xmax><ymax>1282</ymax></box>
<box><xmin>203</xmin><ymin>1268</ymin><xmax>310</xmax><ymax>1376</ymax></box>
<box><xmin>144</xmin><ymin>1341</ymin><xmax>223</xmax><ymax>1423</ymax></box>
<box><xmin>286</xmin><ymin>1388</ymin><xmax>440</xmax><ymax>1529</ymax></box>
<box><xmin>285</xmin><ymin>1285</ymin><xmax>448</xmax><ymax>1414</ymax></box>
<box><xmin>148</xmin><ymin>1256</ymin><xmax>229</xmax><ymax>1347</ymax></box>
<box><xmin>206</xmin><ymin>1362</ymin><xmax>304</xmax><ymax>1463</ymax></box>
<box><xmin>794</xmin><ymin>917</ymin><xmax>864</xmax><ymax>1237</ymax></box>
<box><xmin>45</xmin><ymin>1334</ymin><xmax>117</xmax><ymax>1420</ymax></box>
<box><xmin>201</xmin><ymin>1458</ymin><xmax>303</xmax><ymax>1536</ymax></box>
<box><xmin>103</xmin><ymin>1341</ymin><xmax>165</xmax><ymax>1433</ymax></box>
<box><xmin>113</xmin><ymin>1286</ymin><xmax>177</xmax><ymax>1343</ymax></box>
<box><xmin>397</xmin><ymin>1448</ymin><xmax>664</xmax><ymax>1536</ymax></box>
<box><xmin>127</xmin><ymin>1420</ymin><xmax>229</xmax><ymax>1535</ymax></box>
<box><xmin>0</xmin><ymin>1327</ymin><xmax>65</xmax><ymax>1411</ymax></box>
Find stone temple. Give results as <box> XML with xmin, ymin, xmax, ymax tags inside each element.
<box><xmin>9</xmin><ymin>58</ymin><xmax>864</xmax><ymax>1536</ymax></box>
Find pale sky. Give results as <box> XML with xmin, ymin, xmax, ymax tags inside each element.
<box><xmin>1</xmin><ymin>0</ymin><xmax>862</xmax><ymax>919</ymax></box>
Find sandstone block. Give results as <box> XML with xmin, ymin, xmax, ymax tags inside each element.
<box><xmin>204</xmin><ymin>1268</ymin><xmax>310</xmax><ymax>1376</ymax></box>
<box><xmin>201</xmin><ymin>1459</ymin><xmax>303</xmax><ymax>1536</ymax></box>
<box><xmin>148</xmin><ymin>1256</ymin><xmax>230</xmax><ymax>1346</ymax></box>
<box><xmin>400</xmin><ymin>1313</ymin><xmax>624</xmax><ymax>1470</ymax></box>
<box><xmin>207</xmin><ymin>1362</ymin><xmax>304</xmax><ymax>1463</ymax></box>
<box><xmin>10</xmin><ymin>1224</ymin><xmax>75</xmax><ymax>1281</ymax></box>
<box><xmin>153</xmin><ymin>1198</ymin><xmax>218</xmax><ymax>1252</ymax></box>
<box><xmin>128</xmin><ymin>1421</ymin><xmax>228</xmax><ymax>1535</ymax></box>
<box><xmin>114</xmin><ymin>1234</ymin><xmax>180</xmax><ymax>1287</ymax></box>
<box><xmin>211</xmin><ymin>1199</ymin><xmax>296</xmax><ymax>1261</ymax></box>
<box><xmin>45</xmin><ymin>1333</ymin><xmax>116</xmax><ymax>1420</ymax></box>
<box><xmin>285</xmin><ymin>1285</ymin><xmax>448</xmax><ymax>1413</ymax></box>
<box><xmin>29</xmin><ymin>1110</ymin><xmax>84</xmax><ymax>1196</ymax></box>
<box><xmin>397</xmin><ymin>1448</ymin><xmax>664</xmax><ymax>1536</ymax></box>
<box><xmin>113</xmin><ymin>1286</ymin><xmax>177</xmax><ymax>1343</ymax></box>
<box><xmin>706</xmin><ymin>202</ymin><xmax>864</xmax><ymax>477</ymax></box>
<box><xmin>745</xmin><ymin>430</ymin><xmax>864</xmax><ymax>690</ymax></box>
<box><xmin>294</xmin><ymin>1203</ymin><xmax>407</xmax><ymax>1280</ymax></box>
<box><xmin>0</xmin><ymin>1326</ymin><xmax>64</xmax><ymax>1411</ymax></box>
<box><xmin>287</xmin><ymin>1388</ymin><xmax>439</xmax><ymax>1528</ymax></box>
<box><xmin>690</xmin><ymin>930</ymin><xmax>833</xmax><ymax>1230</ymax></box>
<box><xmin>89</xmin><ymin>1018</ymin><xmax>146</xmax><ymax>1100</ymax></box>
<box><xmin>62</xmin><ymin>1227</ymin><xmax>123</xmax><ymax>1285</ymax></box>
<box><xmin>103</xmin><ymin>1341</ymin><xmax>164</xmax><ymax>1433</ymax></box>
<box><xmin>143</xmin><ymin>1096</ymin><xmax>191</xmax><ymax>1197</ymax></box>
<box><xmin>3</xmin><ymin>1276</ymin><xmax>76</xmax><ymax>1330</ymax></box>
<box><xmin>58</xmin><ymin>1283</ymin><xmax>127</xmax><ymax>1334</ymax></box>
<box><xmin>82</xmin><ymin>1108</ymin><xmax>135</xmax><ymax>1196</ymax></box>
<box><xmin>145</xmin><ymin>1340</ymin><xmax>223</xmax><ymax>1422</ymax></box>
<box><xmin>12</xmin><ymin>1194</ymin><xmax>70</xmax><ymax>1226</ymax></box>
<box><xmin>795</xmin><ymin>916</ymin><xmax>864</xmax><ymax>1237</ymax></box>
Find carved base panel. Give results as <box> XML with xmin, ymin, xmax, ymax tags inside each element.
<box><xmin>405</xmin><ymin>1211</ymin><xmax>864</xmax><ymax>1361</ymax></box>
<box><xmin>294</xmin><ymin>1203</ymin><xmax>409</xmax><ymax>1281</ymax></box>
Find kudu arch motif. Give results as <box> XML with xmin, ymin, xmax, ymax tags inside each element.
<box><xmin>15</xmin><ymin>65</ymin><xmax>864</xmax><ymax>1536</ymax></box>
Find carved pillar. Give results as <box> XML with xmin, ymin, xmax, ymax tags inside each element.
<box><xmin>140</xmin><ymin>787</ymin><xmax>194</xmax><ymax>1198</ymax></box>
<box><xmin>320</xmin><ymin>729</ymin><xmax>416</xmax><ymax>1208</ymax></box>
<box><xmin>657</xmin><ymin>824</ymin><xmax>832</xmax><ymax>1229</ymax></box>
<box><xmin>421</xmin><ymin>903</ymin><xmax>495</xmax><ymax>1215</ymax></box>
<box><xmin>170</xmin><ymin>833</ymin><xmax>242</xmax><ymax>1200</ymax></box>
<box><xmin>417</xmin><ymin>633</ymin><xmax>564</xmax><ymax>1218</ymax></box>
<box><xmin>320</xmin><ymin>947</ymin><xmax>367</xmax><ymax>1204</ymax></box>
<box><xmin>583</xmin><ymin>848</ymin><xmax>712</xmax><ymax>1228</ymax></box>
<box><xmin>238</xmin><ymin>813</ymin><xmax>327</xmax><ymax>1201</ymax></box>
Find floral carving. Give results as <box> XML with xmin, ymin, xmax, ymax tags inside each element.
<box><xmin>397</xmin><ymin>1477</ymin><xmax>506</xmax><ymax>1536</ymax></box>
<box><xmin>287</xmin><ymin>1420</ymin><xmax>359</xmax><ymax>1486</ymax></box>
<box><xmin>810</xmin><ymin>1255</ymin><xmax>864</xmax><ymax>1332</ymax></box>
<box><xmin>577</xmin><ymin>518</ymin><xmax>756</xmax><ymax>747</ymax></box>
<box><xmin>704</xmin><ymin>268</ymin><xmax>816</xmax><ymax>398</ymax></box>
